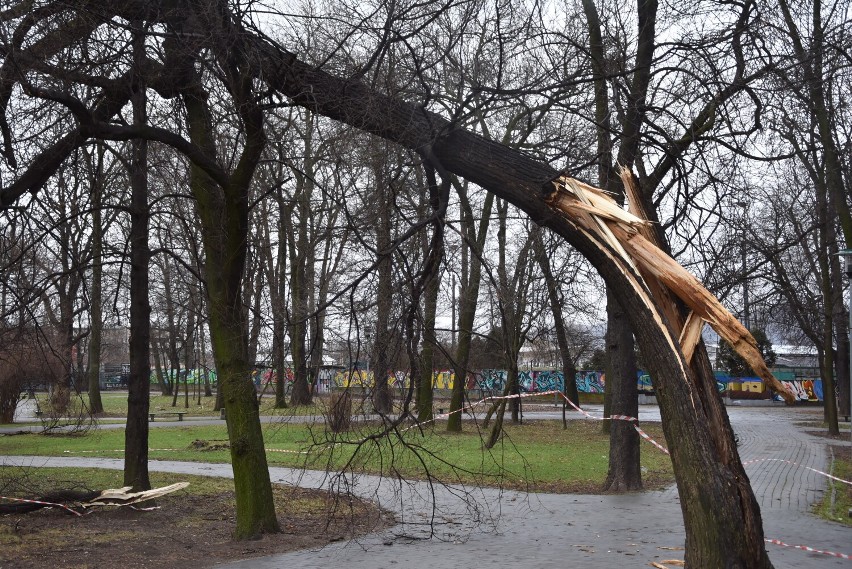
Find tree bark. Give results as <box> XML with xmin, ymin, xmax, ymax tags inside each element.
<box><xmin>416</xmin><ymin>162</ymin><xmax>448</xmax><ymax>422</ymax></box>
<box><xmin>0</xmin><ymin>5</ymin><xmax>781</xmax><ymax>561</ymax></box>
<box><xmin>178</xmin><ymin>26</ymin><xmax>280</xmax><ymax>537</ymax></box>
<box><xmin>286</xmin><ymin>117</ymin><xmax>316</xmax><ymax>406</ymax></box>
<box><xmin>185</xmin><ymin>97</ymin><xmax>279</xmax><ymax>538</ymax></box>
<box><xmin>86</xmin><ymin>145</ymin><xmax>105</xmax><ymax>415</ymax></box>
<box><xmin>124</xmin><ymin>28</ymin><xmax>151</xmax><ymax>491</ymax></box>
<box><xmin>448</xmin><ymin>181</ymin><xmax>494</xmax><ymax>432</ymax></box>
<box><xmin>532</xmin><ymin>233</ymin><xmax>580</xmax><ymax>407</ymax></box>
<box><xmin>417</xmin><ymin>246</ymin><xmax>439</xmax><ymax>422</ymax></box>
<box><xmin>602</xmin><ymin>290</ymin><xmax>641</xmax><ymax>491</ymax></box>
<box><xmin>371</xmin><ymin>156</ymin><xmax>394</xmax><ymax>415</ymax></box>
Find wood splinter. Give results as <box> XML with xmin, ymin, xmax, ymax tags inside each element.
<box><xmin>546</xmin><ymin>174</ymin><xmax>795</xmax><ymax>404</ymax></box>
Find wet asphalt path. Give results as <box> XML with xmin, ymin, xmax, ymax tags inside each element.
<box><xmin>2</xmin><ymin>405</ymin><xmax>850</xmax><ymax>567</ymax></box>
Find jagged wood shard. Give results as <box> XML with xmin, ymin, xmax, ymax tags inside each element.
<box><xmin>547</xmin><ymin>174</ymin><xmax>795</xmax><ymax>404</ymax></box>
<box><xmin>83</xmin><ymin>482</ymin><xmax>190</xmax><ymax>507</ymax></box>
<box><xmin>679</xmin><ymin>311</ymin><xmax>704</xmax><ymax>365</ymax></box>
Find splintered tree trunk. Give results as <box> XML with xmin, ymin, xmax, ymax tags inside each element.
<box><xmin>174</xmin><ymin>31</ymin><xmax>773</xmax><ymax>564</ymax></box>
<box><xmin>602</xmin><ymin>290</ymin><xmax>641</xmax><ymax>491</ymax></box>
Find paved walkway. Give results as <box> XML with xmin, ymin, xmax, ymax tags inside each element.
<box><xmin>2</xmin><ymin>406</ymin><xmax>850</xmax><ymax>567</ymax></box>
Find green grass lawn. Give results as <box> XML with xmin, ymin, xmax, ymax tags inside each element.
<box><xmin>0</xmin><ymin>419</ymin><xmax>674</xmax><ymax>492</ymax></box>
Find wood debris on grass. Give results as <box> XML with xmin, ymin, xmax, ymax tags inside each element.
<box><xmin>83</xmin><ymin>482</ymin><xmax>189</xmax><ymax>506</ymax></box>
<box><xmin>0</xmin><ymin>482</ymin><xmax>189</xmax><ymax>514</ymax></box>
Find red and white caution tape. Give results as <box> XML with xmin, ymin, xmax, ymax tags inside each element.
<box><xmin>0</xmin><ymin>495</ymin><xmax>84</xmax><ymax>516</ymax></box>
<box><xmin>555</xmin><ymin>391</ymin><xmax>673</xmax><ymax>454</ymax></box>
<box><xmin>743</xmin><ymin>458</ymin><xmax>852</xmax><ymax>486</ymax></box>
<box><xmin>634</xmin><ymin>425</ymin><xmax>670</xmax><ymax>455</ymax></box>
<box><xmin>764</xmin><ymin>538</ymin><xmax>852</xmax><ymax>560</ymax></box>
<box><xmin>404</xmin><ymin>389</ymin><xmax>676</xmax><ymax>455</ymax></box>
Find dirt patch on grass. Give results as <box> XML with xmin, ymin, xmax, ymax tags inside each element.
<box><xmin>0</xmin><ymin>481</ymin><xmax>392</xmax><ymax>569</ymax></box>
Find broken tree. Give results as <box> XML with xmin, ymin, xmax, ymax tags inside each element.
<box><xmin>0</xmin><ymin>3</ymin><xmax>794</xmax><ymax>565</ymax></box>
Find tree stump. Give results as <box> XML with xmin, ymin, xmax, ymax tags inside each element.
<box><xmin>329</xmin><ymin>389</ymin><xmax>352</xmax><ymax>433</ymax></box>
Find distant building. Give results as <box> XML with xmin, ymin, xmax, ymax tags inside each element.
<box><xmin>772</xmin><ymin>344</ymin><xmax>819</xmax><ymax>369</ymax></box>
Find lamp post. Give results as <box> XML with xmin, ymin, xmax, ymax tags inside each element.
<box><xmin>737</xmin><ymin>201</ymin><xmax>751</xmax><ymax>330</ymax></box>
<box><xmin>839</xmin><ymin>250</ymin><xmax>852</xmax><ymax>451</ymax></box>
<box><xmin>364</xmin><ymin>330</ymin><xmax>371</xmax><ymax>384</ymax></box>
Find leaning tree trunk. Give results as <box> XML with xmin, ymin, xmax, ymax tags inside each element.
<box><xmin>187</xmin><ymin>123</ymin><xmax>280</xmax><ymax>538</ymax></box>
<box><xmin>257</xmin><ymin>96</ymin><xmax>776</xmax><ymax>563</ymax></box>
<box><xmin>2</xmin><ymin>16</ymin><xmax>783</xmax><ymax>561</ymax></box>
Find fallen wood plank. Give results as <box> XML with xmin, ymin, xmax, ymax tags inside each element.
<box><xmin>83</xmin><ymin>482</ymin><xmax>190</xmax><ymax>507</ymax></box>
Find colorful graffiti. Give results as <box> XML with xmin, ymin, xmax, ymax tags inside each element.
<box><xmin>291</xmin><ymin>367</ymin><xmax>654</xmax><ymax>394</ymax></box>
<box><xmin>531</xmin><ymin>370</ymin><xmax>563</xmax><ymax>392</ymax></box>
<box><xmin>780</xmin><ymin>379</ymin><xmax>823</xmax><ymax>402</ymax></box>
<box><xmin>575</xmin><ymin>371</ymin><xmax>606</xmax><ymax>393</ymax></box>
<box><xmin>331</xmin><ymin>369</ymin><xmax>412</xmax><ymax>389</ymax></box>
<box><xmin>148</xmin><ymin>365</ymin><xmax>827</xmax><ymax>403</ymax></box>
<box><xmin>150</xmin><ymin>368</ymin><xmax>218</xmax><ymax>386</ymax></box>
<box><xmin>714</xmin><ymin>372</ymin><xmax>825</xmax><ymax>402</ymax></box>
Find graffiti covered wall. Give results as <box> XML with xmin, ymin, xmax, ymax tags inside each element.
<box><xmin>150</xmin><ymin>365</ymin><xmax>826</xmax><ymax>402</ymax></box>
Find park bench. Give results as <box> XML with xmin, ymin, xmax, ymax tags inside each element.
<box><xmin>148</xmin><ymin>411</ymin><xmax>186</xmax><ymax>422</ymax></box>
